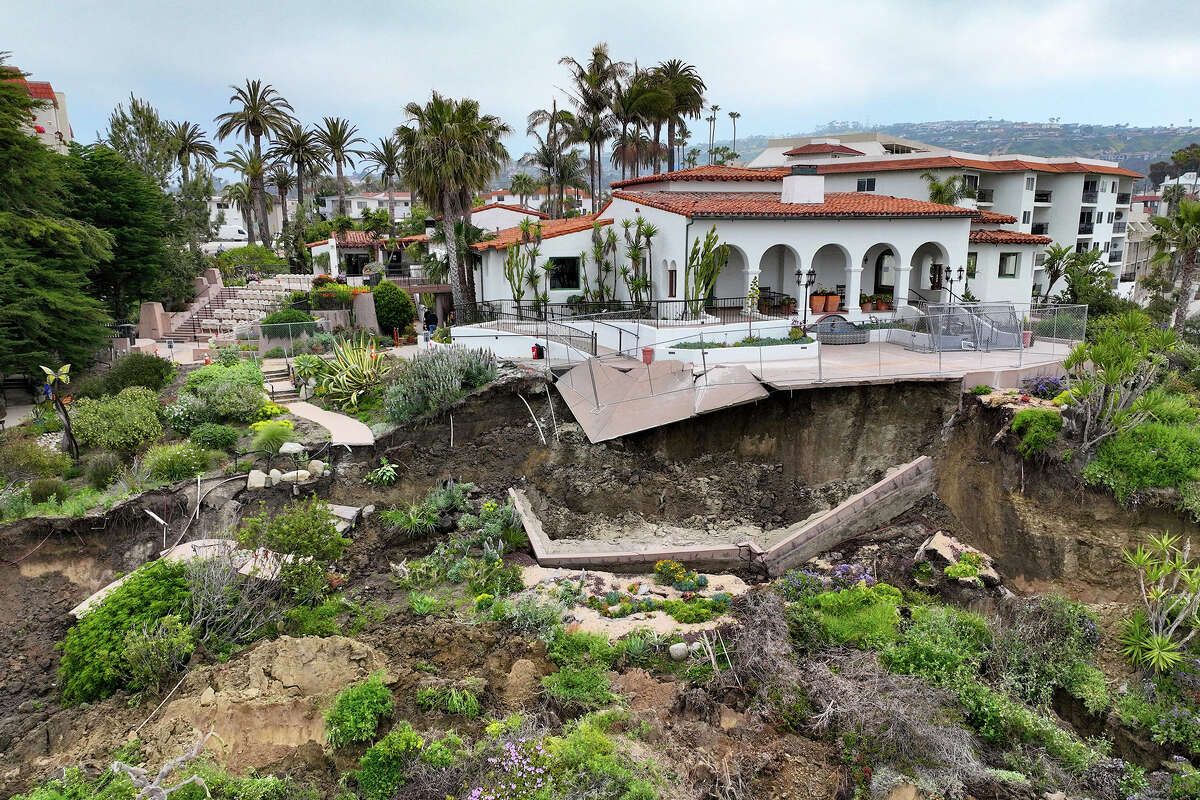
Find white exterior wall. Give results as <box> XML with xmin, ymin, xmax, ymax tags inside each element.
<box><xmin>967</xmin><ymin>244</ymin><xmax>1040</xmax><ymax>304</ymax></box>
<box><xmin>30</xmin><ymin>91</ymin><xmax>71</xmax><ymax>154</ymax></box>
<box><xmin>319</xmin><ymin>194</ymin><xmax>414</xmax><ymax>220</ymax></box>
<box><xmin>476</xmin><ymin>227</ymin><xmax>602</xmax><ymax>304</ymax></box>
<box><xmin>470</xmin><ymin>206</ymin><xmax>545</xmax><ymax>233</ymax></box>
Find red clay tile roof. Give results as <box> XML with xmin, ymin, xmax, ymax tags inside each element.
<box><xmin>471</xmin><ymin>202</ymin><xmax>549</xmax><ymax>219</ymax></box>
<box><xmin>968</xmin><ymin>229</ymin><xmax>1052</xmax><ymax>244</ymax></box>
<box><xmin>782</xmin><ymin>143</ymin><xmax>864</xmax><ymax>156</ymax></box>
<box><xmin>472</xmin><ymin>216</ymin><xmax>612</xmax><ymax>251</ymax></box>
<box><xmin>612</xmin><ymin>190</ymin><xmax>977</xmax><ymax>219</ymax></box>
<box><xmin>1</xmin><ymin>71</ymin><xmax>58</xmax><ymax>104</ymax></box>
<box><xmin>611</xmin><ymin>165</ymin><xmax>790</xmax><ymax>189</ymax></box>
<box><xmin>974</xmin><ymin>210</ymin><xmax>1018</xmax><ymax>224</ymax></box>
<box><xmin>1132</xmin><ymin>194</ymin><xmax>1160</xmax><ymax>202</ymax></box>
<box><xmin>813</xmin><ymin>155</ymin><xmax>1141</xmax><ymax>178</ymax></box>
<box><xmin>305</xmin><ymin>230</ymin><xmax>419</xmax><ymax>249</ymax></box>
<box><xmin>481</xmin><ymin>187</ymin><xmax>591</xmax><ymax>199</ymax></box>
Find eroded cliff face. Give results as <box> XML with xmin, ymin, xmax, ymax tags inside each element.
<box><xmin>935</xmin><ymin>398</ymin><xmax>1200</xmax><ymax>601</ymax></box>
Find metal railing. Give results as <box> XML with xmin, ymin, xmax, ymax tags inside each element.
<box><xmin>477</xmin><ymin>296</ymin><xmax>795</xmax><ymax>326</ymax></box>
<box><xmin>976</xmin><ymin>188</ymin><xmax>995</xmax><ymax>203</ymax></box>
<box><xmin>1078</xmin><ymin>222</ymin><xmax>1094</xmax><ymax>234</ymax></box>
<box><xmin>1113</xmin><ymin>221</ymin><xmax>1127</xmax><ymax>234</ymax></box>
<box><xmin>1031</xmin><ymin>223</ymin><xmax>1050</xmax><ymax>235</ymax></box>
<box><xmin>1109</xmin><ymin>249</ymin><xmax>1124</xmax><ymax>262</ymax></box>
<box><xmin>1081</xmin><ymin>191</ymin><xmax>1098</xmax><ymax>203</ymax></box>
<box><xmin>1117</xmin><ymin>193</ymin><xmax>1131</xmax><ymax>205</ymax></box>
<box><xmin>1034</xmin><ymin>190</ymin><xmax>1053</xmax><ymax>204</ymax></box>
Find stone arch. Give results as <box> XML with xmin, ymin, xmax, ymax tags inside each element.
<box><xmin>715</xmin><ymin>243</ymin><xmax>750</xmax><ymax>298</ymax></box>
<box><xmin>809</xmin><ymin>243</ymin><xmax>851</xmax><ymax>300</ymax></box>
<box><xmin>859</xmin><ymin>242</ymin><xmax>901</xmax><ymax>297</ymax></box>
<box><xmin>909</xmin><ymin>241</ymin><xmax>951</xmax><ymax>298</ymax></box>
<box><xmin>757</xmin><ymin>244</ymin><xmax>801</xmax><ymax>298</ymax></box>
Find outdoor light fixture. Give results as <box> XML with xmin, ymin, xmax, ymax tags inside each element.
<box><xmin>801</xmin><ymin>268</ymin><xmax>818</xmax><ymax>328</ymax></box>
<box><xmin>943</xmin><ymin>265</ymin><xmax>967</xmax><ymax>303</ymax></box>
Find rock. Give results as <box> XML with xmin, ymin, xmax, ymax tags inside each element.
<box><xmin>269</xmin><ymin>469</ymin><xmax>282</xmax><ymax>486</ymax></box>
<box><xmin>607</xmin><ymin>605</ymin><xmax>622</xmax><ymax>615</ymax></box>
<box><xmin>307</xmin><ymin>459</ymin><xmax>324</xmax><ymax>476</ymax></box>
<box><xmin>668</xmin><ymin>643</ymin><xmax>689</xmax><ymax>662</ymax></box>
<box><xmin>688</xmin><ymin>641</ymin><xmax>704</xmax><ymax>655</ymax></box>
<box><xmin>198</xmin><ymin>686</ymin><xmax>215</xmax><ymax>707</ymax></box>
<box><xmin>362</xmin><ymin>505</ymin><xmax>376</xmax><ymax>518</ymax></box>
<box><xmin>886</xmin><ymin>786</ymin><xmax>921</xmax><ymax>800</ymax></box>
<box><xmin>280</xmin><ymin>470</ymin><xmax>311</xmax><ymax>483</ymax></box>
<box><xmin>246</xmin><ymin>470</ymin><xmax>268</xmax><ymax>490</ymax></box>
<box><xmin>718</xmin><ymin>705</ymin><xmax>746</xmax><ymax>731</ymax></box>
<box><xmin>278</xmin><ymin>441</ymin><xmax>305</xmax><ymax>456</ymax></box>
<box><xmin>502</xmin><ymin>659</ymin><xmax>543</xmax><ymax>709</ymax></box>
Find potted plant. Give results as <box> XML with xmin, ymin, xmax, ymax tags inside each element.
<box><xmin>824</xmin><ymin>289</ymin><xmax>840</xmax><ymax>312</ymax></box>
<box><xmin>876</xmin><ymin>293</ymin><xmax>892</xmax><ymax>311</ymax></box>
<box><xmin>859</xmin><ymin>292</ymin><xmax>873</xmax><ymax>313</ymax></box>
<box><xmin>809</xmin><ymin>288</ymin><xmax>826</xmax><ymax>315</ymax></box>
<box><xmin>782</xmin><ymin>295</ymin><xmax>796</xmax><ymax>314</ymax></box>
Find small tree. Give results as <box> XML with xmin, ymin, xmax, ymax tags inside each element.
<box><xmin>1120</xmin><ymin>532</ymin><xmax>1200</xmax><ymax>672</ymax></box>
<box><xmin>40</xmin><ymin>364</ymin><xmax>79</xmax><ymax>459</ymax></box>
<box><xmin>372</xmin><ymin>281</ymin><xmax>415</xmax><ymax>336</ymax></box>
<box><xmin>620</xmin><ymin>217</ymin><xmax>657</xmax><ymax>304</ymax></box>
<box><xmin>1038</xmin><ymin>243</ymin><xmax>1074</xmax><ymax>303</ymax></box>
<box><xmin>683</xmin><ymin>226</ymin><xmax>729</xmax><ymax>316</ymax></box>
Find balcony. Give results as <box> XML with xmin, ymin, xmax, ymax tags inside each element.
<box><xmin>1120</xmin><ymin>271</ymin><xmax>1136</xmax><ymax>282</ymax></box>
<box><xmin>975</xmin><ymin>188</ymin><xmax>994</xmax><ymax>204</ymax></box>
<box><xmin>1078</xmin><ymin>222</ymin><xmax>1094</xmax><ymax>234</ymax></box>
<box><xmin>1113</xmin><ymin>221</ymin><xmax>1127</xmax><ymax>234</ymax></box>
<box><xmin>1109</xmin><ymin>249</ymin><xmax>1124</xmax><ymax>262</ymax></box>
<box><xmin>1117</xmin><ymin>193</ymin><xmax>1131</xmax><ymax>205</ymax></box>
<box><xmin>1033</xmin><ymin>190</ymin><xmax>1053</xmax><ymax>204</ymax></box>
<box><xmin>1034</xmin><ymin>252</ymin><xmax>1047</xmax><ymax>267</ymax></box>
<box><xmin>1031</xmin><ymin>223</ymin><xmax>1050</xmax><ymax>235</ymax></box>
<box><xmin>1081</xmin><ymin>191</ymin><xmax>1098</xmax><ymax>204</ymax></box>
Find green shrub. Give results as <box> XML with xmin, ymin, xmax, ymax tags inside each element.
<box><xmin>373</xmin><ymin>281</ymin><xmax>416</xmax><ymax>335</ymax></box>
<box><xmin>355</xmin><ymin>723</ymin><xmax>424</xmax><ymax>800</ymax></box>
<box><xmin>944</xmin><ymin>551</ymin><xmax>984</xmax><ymax>579</ymax></box>
<box><xmin>881</xmin><ymin>605</ymin><xmax>990</xmax><ymax>681</ymax></box>
<box><xmin>71</xmin><ymin>374</ymin><xmax>109</xmax><ymax>400</ymax></box>
<box><xmin>1010</xmin><ymin>408</ymin><xmax>1062</xmax><ymax>459</ymax></box>
<box><xmin>808</xmin><ymin>582</ymin><xmax>902</xmax><ymax>648</ymax></box>
<box><xmin>383</xmin><ymin>347</ymin><xmax>497</xmax><ymax>423</ymax></box>
<box><xmin>262</xmin><ymin>346</ymin><xmax>285</xmax><ymax>359</ymax></box>
<box><xmin>249</xmin><ymin>420</ymin><xmax>294</xmax><ymax>454</ymax></box>
<box><xmin>144</xmin><ymin>442</ymin><xmax>216</xmax><ymax>482</ymax></box>
<box><xmin>58</xmin><ymin>559</ymin><xmax>190</xmax><ymax>703</ymax></box>
<box><xmin>189</xmin><ymin>423</ymin><xmax>240</xmax><ymax>452</ymax></box>
<box><xmin>236</xmin><ymin>497</ymin><xmax>349</xmax><ymax>598</ymax></box>
<box><xmin>379</xmin><ymin>502</ymin><xmax>438</xmax><ymax>538</ymax></box>
<box><xmin>261</xmin><ymin>308</ymin><xmax>318</xmax><ymax>338</ymax></box>
<box><xmin>70</xmin><ymin>386</ymin><xmax>164</xmax><ymax>454</ymax></box>
<box><xmin>104</xmin><ymin>352</ymin><xmax>175</xmax><ymax>394</ymax></box>
<box><xmin>29</xmin><ymin>477</ymin><xmax>69</xmax><ymax>504</ymax></box>
<box><xmin>415</xmin><ymin>681</ymin><xmax>482</xmax><ymax>717</ymax></box>
<box><xmin>548</xmin><ymin>629</ymin><xmax>620</xmax><ymax>669</ymax></box>
<box><xmin>284</xmin><ymin>596</ymin><xmax>342</xmax><ymax>637</ymax></box>
<box><xmin>988</xmin><ymin>594</ymin><xmax>1101</xmax><ymax>708</ymax></box>
<box><xmin>325</xmin><ymin>674</ymin><xmax>394</xmax><ymax>748</ymax></box>
<box><xmin>86</xmin><ymin>452</ymin><xmax>123</xmax><ymax>490</ymax></box>
<box><xmin>427</xmin><ymin>480</ymin><xmax>472</xmax><ymax>513</ymax></box>
<box><xmin>1083</xmin><ymin>423</ymin><xmax>1200</xmax><ymax>504</ymax></box>
<box><xmin>215</xmin><ymin>243</ymin><xmax>289</xmax><ymax>276</ymax></box>
<box><xmin>419</xmin><ymin>731</ymin><xmax>465</xmax><ymax>768</ymax></box>
<box><xmin>0</xmin><ymin>435</ymin><xmax>71</xmax><ymax>480</ymax></box>
<box><xmin>543</xmin><ymin>664</ymin><xmax>617</xmax><ymax>712</ymax></box>
<box><xmin>182</xmin><ymin>361</ymin><xmax>264</xmax><ymax>394</ymax></box>
<box><xmin>408</xmin><ymin>593</ymin><xmax>438</xmax><ymax>615</ymax></box>
<box><xmin>969</xmin><ymin>384</ymin><xmax>992</xmax><ymax>395</ymax></box>
<box><xmin>1063</xmin><ymin>662</ymin><xmax>1110</xmax><ymax>714</ymax></box>
<box><xmin>162</xmin><ymin>394</ymin><xmax>210</xmax><ymax>434</ymax></box>
<box><xmin>785</xmin><ymin>603</ymin><xmax>828</xmax><ymax>655</ymax></box>
<box><xmin>123</xmin><ymin>614</ymin><xmax>194</xmax><ymax>692</ymax></box>
<box><xmin>197</xmin><ymin>379</ymin><xmax>266</xmax><ymax>423</ymax></box>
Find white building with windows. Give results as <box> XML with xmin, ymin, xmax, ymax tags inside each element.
<box><xmin>205</xmin><ymin>195</ymin><xmax>299</xmax><ymax>243</ymax></box>
<box><xmin>316</xmin><ymin>191</ymin><xmax>415</xmax><ymax>220</ymax></box>
<box><xmin>3</xmin><ymin>68</ymin><xmax>73</xmax><ymax>153</ymax></box>
<box><xmin>480</xmin><ymin>187</ymin><xmax>595</xmax><ymax>215</ymax></box>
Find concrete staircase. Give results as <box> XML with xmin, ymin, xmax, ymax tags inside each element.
<box><xmin>262</xmin><ymin>364</ymin><xmax>299</xmax><ymax>402</ymax></box>
<box><xmin>169</xmin><ymin>288</ymin><xmax>241</xmax><ymax>341</ymax></box>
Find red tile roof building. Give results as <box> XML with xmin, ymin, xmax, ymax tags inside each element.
<box><xmin>471</xmin><ymin>215</ymin><xmax>612</xmax><ymax>251</ymax></box>
<box><xmin>612</xmin><ymin>190</ymin><xmax>978</xmax><ymax>219</ymax></box>
<box><xmin>968</xmin><ymin>229</ymin><xmax>1052</xmax><ymax>245</ymax></box>
<box><xmin>781</xmin><ymin>143</ymin><xmax>864</xmax><ymax>156</ymax></box>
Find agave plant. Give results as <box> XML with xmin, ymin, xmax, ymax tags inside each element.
<box><xmin>1118</xmin><ymin>532</ymin><xmax>1200</xmax><ymax>672</ymax></box>
<box><xmin>320</xmin><ymin>331</ymin><xmax>393</xmax><ymax>409</ymax></box>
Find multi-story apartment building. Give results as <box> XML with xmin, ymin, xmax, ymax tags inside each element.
<box><xmin>749</xmin><ymin>139</ymin><xmax>1139</xmax><ymax>300</ymax></box>
<box><xmin>316</xmin><ymin>191</ymin><xmax>415</xmax><ymax>220</ymax></box>
<box><xmin>2</xmin><ymin>66</ymin><xmax>72</xmax><ymax>153</ymax></box>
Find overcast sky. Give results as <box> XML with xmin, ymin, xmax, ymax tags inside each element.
<box><xmin>10</xmin><ymin>0</ymin><xmax>1200</xmax><ymax>165</ymax></box>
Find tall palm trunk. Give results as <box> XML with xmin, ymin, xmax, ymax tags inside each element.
<box><xmin>651</xmin><ymin>121</ymin><xmax>662</xmax><ymax>174</ymax></box>
<box><xmin>243</xmin><ymin>206</ymin><xmax>256</xmax><ymax>247</ymax></box>
<box><xmin>252</xmin><ymin>133</ymin><xmax>271</xmax><ymax>245</ymax></box>
<box><xmin>667</xmin><ymin>119</ymin><xmax>676</xmax><ymax>172</ymax></box>
<box><xmin>459</xmin><ymin>188</ymin><xmax>479</xmax><ymax>304</ymax></box>
<box><xmin>441</xmin><ymin>194</ymin><xmax>465</xmax><ymax>314</ymax></box>
<box><xmin>732</xmin><ymin>119</ymin><xmax>737</xmax><ymax>158</ymax></box>
<box><xmin>181</xmin><ymin>160</ymin><xmax>190</xmax><ymax>186</ymax></box>
<box><xmin>277</xmin><ymin>187</ymin><xmax>289</xmax><ymax>241</ymax></box>
<box><xmin>336</xmin><ymin>159</ymin><xmax>346</xmax><ymax>216</ymax></box>
<box><xmin>1175</xmin><ymin>257</ymin><xmax>1198</xmax><ymax>331</ymax></box>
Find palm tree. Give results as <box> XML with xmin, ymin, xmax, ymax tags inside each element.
<box><xmin>655</xmin><ymin>59</ymin><xmax>706</xmax><ymax>172</ymax></box>
<box><xmin>707</xmin><ymin>104</ymin><xmax>720</xmax><ymax>165</ymax></box>
<box><xmin>1162</xmin><ymin>183</ymin><xmax>1186</xmax><ymax>215</ymax></box>
<box><xmin>364</xmin><ymin>135</ymin><xmax>403</xmax><ymax>234</ymax></box>
<box><xmin>167</xmin><ymin>121</ymin><xmax>216</xmax><ymax>186</ymax></box>
<box><xmin>214</xmin><ymin>79</ymin><xmax>295</xmax><ymax>245</ymax></box>
<box><xmin>220</xmin><ymin>145</ymin><xmax>271</xmax><ymax>245</ymax></box>
<box><xmin>1149</xmin><ymin>198</ymin><xmax>1200</xmax><ymax>332</ymax></box>
<box><xmin>509</xmin><ymin>173</ymin><xmax>537</xmax><ymax>209</ymax></box>
<box><xmin>728</xmin><ymin>111</ymin><xmax>740</xmax><ymax>160</ymax></box>
<box><xmin>921</xmin><ymin>170</ymin><xmax>976</xmax><ymax>205</ymax></box>
<box><xmin>559</xmin><ymin>44</ymin><xmax>629</xmax><ymax>206</ymax></box>
<box><xmin>397</xmin><ymin>91</ymin><xmax>511</xmax><ymax>322</ymax></box>
<box><xmin>268</xmin><ymin>164</ymin><xmax>295</xmax><ymax>242</ymax></box>
<box><xmin>316</xmin><ymin>117</ymin><xmax>366</xmax><ymax>217</ymax></box>
<box><xmin>268</xmin><ymin>122</ymin><xmax>327</xmax><ymax>224</ymax></box>
<box><xmin>525</xmin><ymin>101</ymin><xmax>574</xmax><ymax>218</ymax></box>
<box><xmin>221</xmin><ymin>182</ymin><xmax>255</xmax><ymax>245</ymax></box>
<box><xmin>1038</xmin><ymin>243</ymin><xmax>1075</xmax><ymax>303</ymax></box>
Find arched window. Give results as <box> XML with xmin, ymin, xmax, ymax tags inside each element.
<box><xmin>874</xmin><ymin>249</ymin><xmax>896</xmax><ymax>293</ymax></box>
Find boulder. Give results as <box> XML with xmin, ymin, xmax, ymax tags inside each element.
<box><xmin>280</xmin><ymin>470</ymin><xmax>311</xmax><ymax>483</ymax></box>
<box><xmin>246</xmin><ymin>470</ymin><xmax>268</xmax><ymax>490</ymax></box>
<box><xmin>198</xmin><ymin>686</ymin><xmax>215</xmax><ymax>707</ymax></box>
<box><xmin>668</xmin><ymin>642</ymin><xmax>689</xmax><ymax>662</ymax></box>
<box><xmin>917</xmin><ymin>530</ymin><xmax>1002</xmax><ymax>587</ymax></box>
<box><xmin>307</xmin><ymin>459</ymin><xmax>324</xmax><ymax>476</ymax></box>
<box><xmin>278</xmin><ymin>441</ymin><xmax>306</xmax><ymax>456</ymax></box>
<box><xmin>268</xmin><ymin>469</ymin><xmax>282</xmax><ymax>486</ymax></box>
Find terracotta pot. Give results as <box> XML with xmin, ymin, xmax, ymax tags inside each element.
<box><xmin>860</xmin><ymin>303</ymin><xmax>872</xmax><ymax>313</ymax></box>
<box><xmin>1022</xmin><ymin>330</ymin><xmax>1033</xmax><ymax>347</ymax></box>
<box><xmin>824</xmin><ymin>294</ymin><xmax>840</xmax><ymax>312</ymax></box>
<box><xmin>809</xmin><ymin>296</ymin><xmax>824</xmax><ymax>314</ymax></box>
<box><xmin>877</xmin><ymin>301</ymin><xmax>890</xmax><ymax>311</ymax></box>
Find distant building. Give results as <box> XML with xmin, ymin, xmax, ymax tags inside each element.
<box><xmin>745</xmin><ymin>133</ymin><xmax>935</xmax><ymax>169</ymax></box>
<box><xmin>317</xmin><ymin>191</ymin><xmax>414</xmax><ymax>220</ymax></box>
<box><xmin>2</xmin><ymin>66</ymin><xmax>72</xmax><ymax>153</ymax></box>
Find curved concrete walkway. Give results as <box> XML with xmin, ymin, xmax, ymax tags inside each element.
<box><xmin>284</xmin><ymin>401</ymin><xmax>375</xmax><ymax>446</ymax></box>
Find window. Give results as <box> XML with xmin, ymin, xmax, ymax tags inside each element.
<box><xmin>1111</xmin><ymin>181</ymin><xmax>1117</xmax><ymax>193</ymax></box>
<box><xmin>1102</xmin><ymin>241</ymin><xmax>1110</xmax><ymax>252</ymax></box>
<box><xmin>1107</xmin><ymin>212</ymin><xmax>1114</xmax><ymax>223</ymax></box>
<box><xmin>217</xmin><ymin>202</ymin><xmax>229</xmax><ymax>210</ymax></box>
<box><xmin>1025</xmin><ymin>176</ymin><xmax>1036</xmax><ymax>191</ymax></box>
<box><xmin>856</xmin><ymin>178</ymin><xmax>876</xmax><ymax>192</ymax></box>
<box><xmin>963</xmin><ymin>174</ymin><xmax>979</xmax><ymax>190</ymax></box>
<box><xmin>998</xmin><ymin>253</ymin><xmax>1020</xmax><ymax>278</ymax></box>
<box><xmin>966</xmin><ymin>252</ymin><xmax>978</xmax><ymax>279</ymax></box>
<box><xmin>546</xmin><ymin>256</ymin><xmax>581</xmax><ymax>290</ymax></box>
<box><xmin>668</xmin><ymin>268</ymin><xmax>677</xmax><ymax>298</ymax></box>
<box><xmin>356</xmin><ymin>201</ymin><xmax>366</xmax><ymax>209</ymax></box>
<box><xmin>1022</xmin><ymin>211</ymin><xmax>1032</xmax><ymax>224</ymax></box>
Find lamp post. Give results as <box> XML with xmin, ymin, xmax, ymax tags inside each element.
<box><xmin>943</xmin><ymin>265</ymin><xmax>965</xmax><ymax>303</ymax></box>
<box><xmin>797</xmin><ymin>267</ymin><xmax>817</xmax><ymax>328</ymax></box>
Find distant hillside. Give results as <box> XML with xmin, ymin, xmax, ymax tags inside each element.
<box><xmin>721</xmin><ymin>120</ymin><xmax>1200</xmax><ymax>183</ymax></box>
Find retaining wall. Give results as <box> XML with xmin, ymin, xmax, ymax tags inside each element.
<box><xmin>508</xmin><ymin>454</ymin><xmax>934</xmax><ymax>575</ymax></box>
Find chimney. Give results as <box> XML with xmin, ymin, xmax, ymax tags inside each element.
<box><xmin>781</xmin><ymin>164</ymin><xmax>824</xmax><ymax>204</ymax></box>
